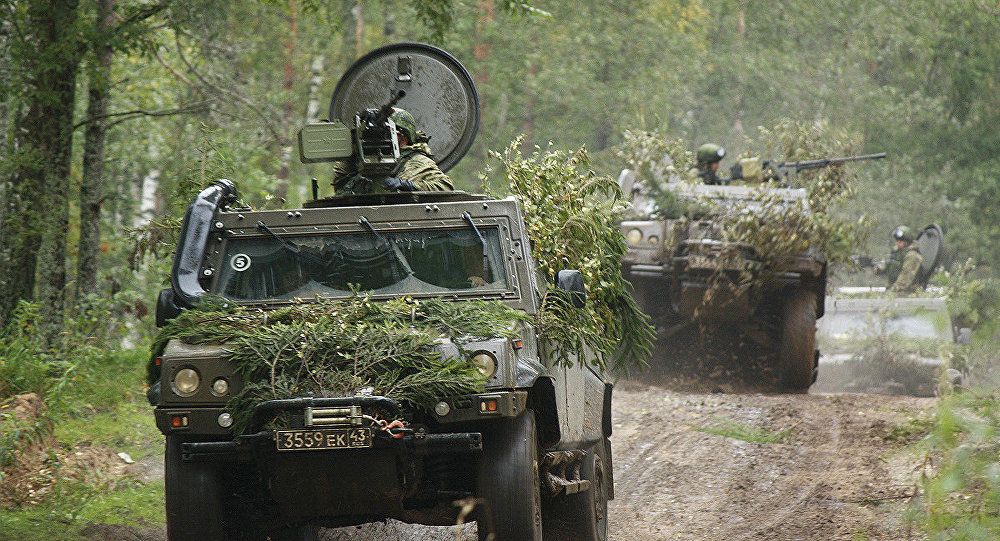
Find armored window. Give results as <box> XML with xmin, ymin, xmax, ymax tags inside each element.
<box><xmin>214</xmin><ymin>227</ymin><xmax>509</xmax><ymax>302</ymax></box>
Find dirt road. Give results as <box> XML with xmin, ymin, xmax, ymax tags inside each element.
<box><xmin>607</xmin><ymin>382</ymin><xmax>933</xmax><ymax>541</ymax></box>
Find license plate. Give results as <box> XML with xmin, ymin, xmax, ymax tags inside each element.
<box><xmin>276</xmin><ymin>427</ymin><xmax>373</xmax><ymax>452</ymax></box>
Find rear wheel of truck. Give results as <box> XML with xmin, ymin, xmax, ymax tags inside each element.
<box><xmin>476</xmin><ymin>409</ymin><xmax>543</xmax><ymax>541</ymax></box>
<box><xmin>542</xmin><ymin>438</ymin><xmax>609</xmax><ymax>541</ymax></box>
<box><xmin>778</xmin><ymin>289</ymin><xmax>818</xmax><ymax>392</ymax></box>
<box><xmin>165</xmin><ymin>435</ymin><xmax>228</xmax><ymax>541</ymax></box>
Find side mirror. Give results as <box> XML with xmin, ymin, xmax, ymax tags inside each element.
<box><xmin>156</xmin><ymin>288</ymin><xmax>183</xmax><ymax>328</ymax></box>
<box><xmin>555</xmin><ymin>270</ymin><xmax>587</xmax><ymax>309</ymax></box>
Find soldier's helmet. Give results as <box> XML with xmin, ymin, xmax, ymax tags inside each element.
<box><xmin>390</xmin><ymin>108</ymin><xmax>418</xmax><ymax>143</ymax></box>
<box><xmin>892</xmin><ymin>225</ymin><xmax>915</xmax><ymax>243</ymax></box>
<box><xmin>696</xmin><ymin>143</ymin><xmax>726</xmax><ymax>165</ymax></box>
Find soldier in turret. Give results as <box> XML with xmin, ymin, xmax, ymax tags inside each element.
<box><xmin>692</xmin><ymin>143</ymin><xmax>727</xmax><ymax>185</ymax></box>
<box><xmin>874</xmin><ymin>226</ymin><xmax>924</xmax><ymax>293</ymax></box>
<box><xmin>334</xmin><ymin>108</ymin><xmax>454</xmax><ymax>193</ymax></box>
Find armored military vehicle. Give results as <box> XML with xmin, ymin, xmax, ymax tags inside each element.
<box><xmin>148</xmin><ymin>43</ymin><xmax>612</xmax><ymax>541</ymax></box>
<box><xmin>813</xmin><ymin>288</ymin><xmax>960</xmax><ymax>396</ymax></box>
<box><xmin>814</xmin><ymin>224</ymin><xmax>957</xmax><ymax>396</ymax></box>
<box><xmin>619</xmin><ymin>178</ymin><xmax>826</xmax><ymax>391</ymax></box>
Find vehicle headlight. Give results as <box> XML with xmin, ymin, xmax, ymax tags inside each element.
<box><xmin>626</xmin><ymin>228</ymin><xmax>643</xmax><ymax>245</ymax></box>
<box><xmin>211</xmin><ymin>377</ymin><xmax>229</xmax><ymax>396</ymax></box>
<box><xmin>471</xmin><ymin>352</ymin><xmax>498</xmax><ymax>378</ymax></box>
<box><xmin>173</xmin><ymin>368</ymin><xmax>201</xmax><ymax>397</ymax></box>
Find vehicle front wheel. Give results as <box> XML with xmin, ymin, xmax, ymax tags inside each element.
<box><xmin>542</xmin><ymin>438</ymin><xmax>609</xmax><ymax>541</ymax></box>
<box><xmin>165</xmin><ymin>435</ymin><xmax>228</xmax><ymax>541</ymax></box>
<box><xmin>476</xmin><ymin>409</ymin><xmax>543</xmax><ymax>541</ymax></box>
<box><xmin>778</xmin><ymin>289</ymin><xmax>818</xmax><ymax>392</ymax></box>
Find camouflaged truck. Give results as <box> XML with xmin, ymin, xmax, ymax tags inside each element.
<box><xmin>618</xmin><ymin>178</ymin><xmax>826</xmax><ymax>391</ymax></box>
<box><xmin>147</xmin><ymin>43</ymin><xmax>612</xmax><ymax>541</ymax></box>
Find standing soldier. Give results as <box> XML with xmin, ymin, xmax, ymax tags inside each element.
<box><xmin>334</xmin><ymin>108</ymin><xmax>454</xmax><ymax>193</ymax></box>
<box><xmin>693</xmin><ymin>143</ymin><xmax>727</xmax><ymax>185</ymax></box>
<box><xmin>875</xmin><ymin>226</ymin><xmax>924</xmax><ymax>293</ymax></box>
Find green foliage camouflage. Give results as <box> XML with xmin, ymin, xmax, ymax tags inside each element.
<box><xmin>917</xmin><ymin>392</ymin><xmax>1000</xmax><ymax>538</ymax></box>
<box><xmin>614</xmin><ymin>130</ymin><xmax>696</xmax><ymax>219</ymax></box>
<box><xmin>153</xmin><ymin>296</ymin><xmax>531</xmax><ymax>433</ymax></box>
<box><xmin>483</xmin><ymin>138</ymin><xmax>654</xmax><ymax>371</ymax></box>
<box><xmin>937</xmin><ymin>259</ymin><xmax>1000</xmax><ymax>335</ymax></box>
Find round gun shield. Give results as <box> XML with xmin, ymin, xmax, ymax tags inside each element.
<box><xmin>329</xmin><ymin>43</ymin><xmax>480</xmax><ymax>173</ymax></box>
<box><xmin>916</xmin><ymin>223</ymin><xmax>944</xmax><ymax>285</ymax></box>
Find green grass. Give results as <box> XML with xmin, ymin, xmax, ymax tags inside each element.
<box><xmin>691</xmin><ymin>421</ymin><xmax>793</xmax><ymax>444</ymax></box>
<box><xmin>884</xmin><ymin>416</ymin><xmax>935</xmax><ymax>444</ymax></box>
<box><xmin>0</xmin><ymin>481</ymin><xmax>164</xmax><ymax>541</ymax></box>
<box><xmin>54</xmin><ymin>390</ymin><xmax>162</xmax><ymax>463</ymax></box>
<box><xmin>2</xmin><ymin>340</ymin><xmax>166</xmax><ymax>539</ymax></box>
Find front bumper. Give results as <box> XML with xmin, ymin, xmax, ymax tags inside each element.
<box><xmin>159</xmin><ymin>394</ymin><xmax>503</xmax><ymax>524</ymax></box>
<box><xmin>154</xmin><ymin>391</ymin><xmax>528</xmax><ymax>458</ymax></box>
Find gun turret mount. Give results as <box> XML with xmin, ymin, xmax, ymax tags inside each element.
<box><xmin>329</xmin><ymin>42</ymin><xmax>480</xmax><ymax>173</ymax></box>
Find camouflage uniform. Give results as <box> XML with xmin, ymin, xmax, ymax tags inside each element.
<box><xmin>690</xmin><ymin>165</ymin><xmax>724</xmax><ymax>185</ymax></box>
<box><xmin>393</xmin><ymin>142</ymin><xmax>453</xmax><ymax>190</ymax></box>
<box><xmin>888</xmin><ymin>244</ymin><xmax>923</xmax><ymax>293</ymax></box>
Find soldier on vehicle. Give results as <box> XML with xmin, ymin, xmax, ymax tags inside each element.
<box><xmin>874</xmin><ymin>225</ymin><xmax>924</xmax><ymax>293</ymax></box>
<box><xmin>334</xmin><ymin>108</ymin><xmax>454</xmax><ymax>193</ymax></box>
<box><xmin>693</xmin><ymin>143</ymin><xmax>727</xmax><ymax>185</ymax></box>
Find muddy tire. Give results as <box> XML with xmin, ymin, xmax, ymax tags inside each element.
<box><xmin>778</xmin><ymin>289</ymin><xmax>818</xmax><ymax>392</ymax></box>
<box><xmin>476</xmin><ymin>410</ymin><xmax>543</xmax><ymax>541</ymax></box>
<box><xmin>165</xmin><ymin>435</ymin><xmax>228</xmax><ymax>541</ymax></box>
<box><xmin>543</xmin><ymin>439</ymin><xmax>609</xmax><ymax>541</ymax></box>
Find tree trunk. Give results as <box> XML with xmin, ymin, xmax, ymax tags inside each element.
<box><xmin>23</xmin><ymin>0</ymin><xmax>83</xmax><ymax>347</ymax></box>
<box><xmin>133</xmin><ymin>169</ymin><xmax>161</xmax><ymax>228</ymax></box>
<box><xmin>343</xmin><ymin>0</ymin><xmax>363</xmax><ymax>61</ymax></box>
<box><xmin>0</xmin><ymin>107</ymin><xmax>35</xmax><ymax>330</ymax></box>
<box><xmin>77</xmin><ymin>0</ymin><xmax>116</xmax><ymax>300</ymax></box>
<box><xmin>305</xmin><ymin>55</ymin><xmax>326</xmax><ymax>123</ymax></box>
<box><xmin>382</xmin><ymin>3</ymin><xmax>396</xmax><ymax>40</ymax></box>
<box><xmin>0</xmin><ymin>6</ymin><xmax>10</xmax><ymax>152</ymax></box>
<box><xmin>352</xmin><ymin>1</ymin><xmax>364</xmax><ymax>59</ymax></box>
<box><xmin>275</xmin><ymin>0</ymin><xmax>299</xmax><ymax>202</ymax></box>
<box><xmin>0</xmin><ymin>7</ymin><xmax>13</xmax><ymax>328</ymax></box>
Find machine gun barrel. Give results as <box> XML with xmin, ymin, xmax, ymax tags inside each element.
<box><xmin>773</xmin><ymin>152</ymin><xmax>886</xmax><ymax>172</ymax></box>
<box><xmin>374</xmin><ymin>90</ymin><xmax>407</xmax><ymax>123</ymax></box>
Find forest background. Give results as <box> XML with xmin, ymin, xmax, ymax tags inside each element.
<box><xmin>1</xmin><ymin>0</ymin><xmax>1000</xmax><ymax>537</ymax></box>
<box><xmin>3</xmin><ymin>0</ymin><xmax>1000</xmax><ymax>340</ymax></box>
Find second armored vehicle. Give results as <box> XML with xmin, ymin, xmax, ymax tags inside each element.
<box><xmin>620</xmin><ymin>179</ymin><xmax>826</xmax><ymax>391</ymax></box>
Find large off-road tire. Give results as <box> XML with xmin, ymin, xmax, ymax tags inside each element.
<box><xmin>165</xmin><ymin>435</ymin><xmax>228</xmax><ymax>541</ymax></box>
<box><xmin>778</xmin><ymin>289</ymin><xmax>818</xmax><ymax>392</ymax></box>
<box><xmin>476</xmin><ymin>410</ymin><xmax>543</xmax><ymax>541</ymax></box>
<box><xmin>542</xmin><ymin>439</ymin><xmax>610</xmax><ymax>541</ymax></box>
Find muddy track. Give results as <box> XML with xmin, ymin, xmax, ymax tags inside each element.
<box><xmin>607</xmin><ymin>382</ymin><xmax>932</xmax><ymax>541</ymax></box>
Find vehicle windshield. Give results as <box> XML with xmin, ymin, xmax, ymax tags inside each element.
<box><xmin>215</xmin><ymin>226</ymin><xmax>509</xmax><ymax>302</ymax></box>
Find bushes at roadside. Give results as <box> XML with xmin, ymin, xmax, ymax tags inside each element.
<box><xmin>1</xmin><ymin>299</ymin><xmax>149</xmax><ymax>502</ymax></box>
<box><xmin>0</xmin><ymin>298</ymin><xmax>143</xmax><ymax>411</ymax></box>
<box><xmin>918</xmin><ymin>391</ymin><xmax>1000</xmax><ymax>539</ymax></box>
